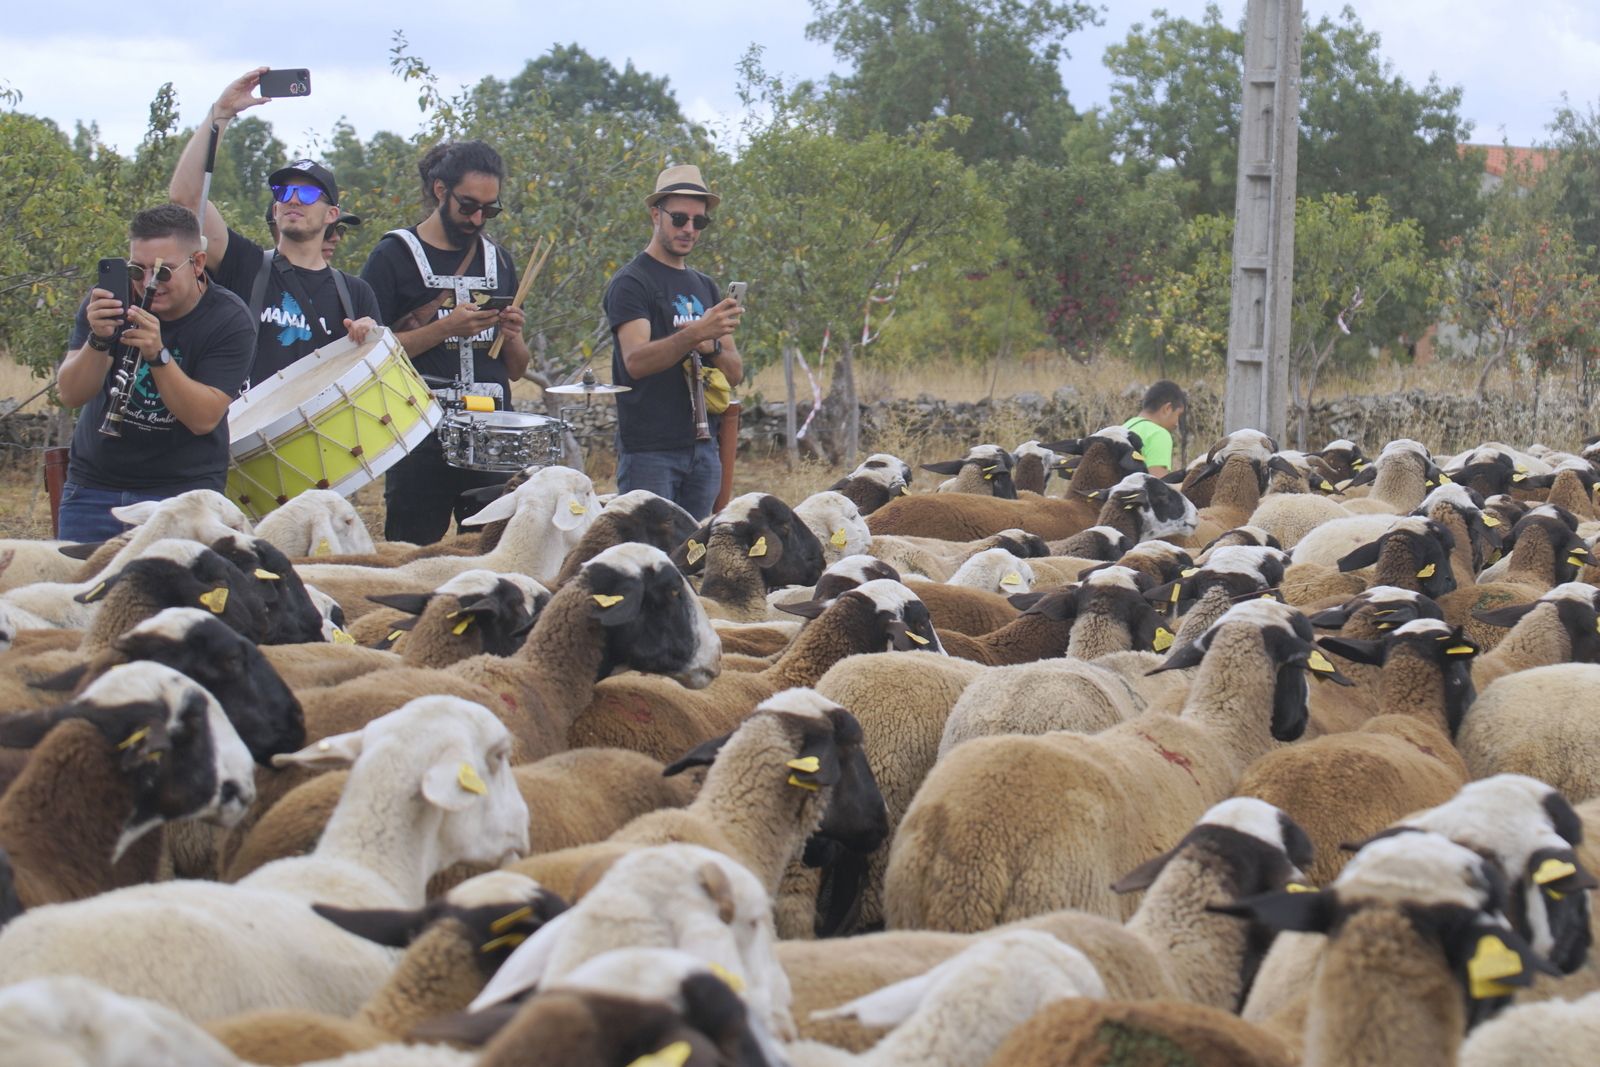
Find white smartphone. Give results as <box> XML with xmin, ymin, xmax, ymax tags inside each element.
<box><xmin>727</xmin><ymin>281</ymin><xmax>748</xmax><ymax>305</ymax></box>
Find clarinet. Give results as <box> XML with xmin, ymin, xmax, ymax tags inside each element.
<box><xmin>99</xmin><ymin>259</ymin><xmax>161</xmax><ymax>438</ymax></box>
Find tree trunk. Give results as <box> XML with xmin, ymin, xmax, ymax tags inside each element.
<box><xmin>783</xmin><ymin>341</ymin><xmax>799</xmax><ymax>471</ymax></box>
<box><xmin>1475</xmin><ymin>334</ymin><xmax>1510</xmax><ymax>400</ymax></box>
<box><xmin>839</xmin><ymin>335</ymin><xmax>860</xmax><ymax>464</ymax></box>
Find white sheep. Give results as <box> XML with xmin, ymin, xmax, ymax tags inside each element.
<box><xmin>796</xmin><ymin>490</ymin><xmax>872</xmax><ymax>565</ymax></box>
<box><xmin>0</xmin><ymin>976</ymin><xmax>240</xmax><ymax>1066</ymax></box>
<box><xmin>946</xmin><ymin>547</ymin><xmax>1035</xmax><ymax>595</ymax></box>
<box><xmin>253</xmin><ymin>489</ymin><xmax>375</xmax><ymax>558</ymax></box>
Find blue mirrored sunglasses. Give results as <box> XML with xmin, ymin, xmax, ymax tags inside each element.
<box><xmin>271</xmin><ymin>184</ymin><xmax>328</xmax><ymax>206</ymax></box>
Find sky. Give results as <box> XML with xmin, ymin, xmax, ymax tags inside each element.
<box><xmin>3</xmin><ymin>1</ymin><xmax>1597</xmax><ymax>157</ymax></box>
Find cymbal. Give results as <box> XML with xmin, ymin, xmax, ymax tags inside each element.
<box><xmin>545</xmin><ymin>381</ymin><xmax>632</xmax><ymax>395</ymax></box>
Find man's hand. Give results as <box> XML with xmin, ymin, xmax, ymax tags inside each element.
<box><xmin>342</xmin><ymin>316</ymin><xmax>378</xmax><ymax>345</ymax></box>
<box><xmin>442</xmin><ymin>303</ymin><xmax>501</xmax><ymax>340</ymax></box>
<box><xmin>85</xmin><ymin>288</ymin><xmax>126</xmax><ymax>345</ymax></box>
<box><xmin>691</xmin><ymin>297</ymin><xmax>743</xmax><ymax>349</ymax></box>
<box><xmin>497</xmin><ymin>305</ymin><xmax>525</xmax><ymax>336</ymax></box>
<box><xmin>214</xmin><ymin>68</ymin><xmax>271</xmax><ymax>122</ymax></box>
<box><xmin>122</xmin><ymin>306</ymin><xmax>165</xmax><ymax>362</ymax></box>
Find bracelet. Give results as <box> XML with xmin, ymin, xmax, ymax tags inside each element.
<box><xmin>87</xmin><ymin>333</ymin><xmax>112</xmax><ymax>352</ymax></box>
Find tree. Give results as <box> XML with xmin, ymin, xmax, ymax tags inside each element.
<box><xmin>1545</xmin><ymin>96</ymin><xmax>1600</xmax><ymax>275</ymax></box>
<box><xmin>807</xmin><ymin>0</ymin><xmax>1098</xmax><ymax>165</ymax></box>
<box><xmin>1105</xmin><ymin>4</ymin><xmax>1481</xmax><ymax>248</ymax></box>
<box><xmin>506</xmin><ymin>44</ymin><xmax>689</xmax><ymax>125</ymax></box>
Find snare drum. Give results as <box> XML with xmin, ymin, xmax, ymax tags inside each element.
<box><xmin>225</xmin><ymin>329</ymin><xmax>442</xmax><ymax>521</ymax></box>
<box><xmin>439</xmin><ymin>409</ymin><xmax>566</xmax><ymax>473</ymax></box>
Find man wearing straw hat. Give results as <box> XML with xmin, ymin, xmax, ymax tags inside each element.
<box><xmin>603</xmin><ymin>164</ymin><xmax>744</xmax><ymax>519</ymax></box>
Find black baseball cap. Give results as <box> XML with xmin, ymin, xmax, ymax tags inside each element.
<box><xmin>267</xmin><ymin>159</ymin><xmax>339</xmax><ymax>205</ymax></box>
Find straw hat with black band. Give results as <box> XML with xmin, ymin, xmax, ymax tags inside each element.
<box><xmin>645</xmin><ymin>164</ymin><xmax>721</xmax><ymax>210</ymax></box>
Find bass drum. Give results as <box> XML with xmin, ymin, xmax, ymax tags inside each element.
<box><xmin>225</xmin><ymin>328</ymin><xmax>442</xmax><ymax>522</ymax></box>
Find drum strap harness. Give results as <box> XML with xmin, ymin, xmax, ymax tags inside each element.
<box><xmin>247</xmin><ymin>249</ymin><xmax>356</xmax><ymax>343</ymax></box>
<box><xmin>385</xmin><ymin>229</ymin><xmax>502</xmax><ymax>401</ymax></box>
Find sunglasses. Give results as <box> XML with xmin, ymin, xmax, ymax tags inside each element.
<box><xmin>451</xmin><ymin>192</ymin><xmax>503</xmax><ymax>219</ymax></box>
<box><xmin>660</xmin><ymin>209</ymin><xmax>712</xmax><ymax>231</ymax></box>
<box><xmin>271</xmin><ymin>184</ymin><xmax>328</xmax><ymax>206</ymax></box>
<box><xmin>324</xmin><ymin>222</ymin><xmax>350</xmax><ymax>241</ymax></box>
<box><xmin>128</xmin><ymin>256</ymin><xmax>196</xmax><ymax>285</ymax></box>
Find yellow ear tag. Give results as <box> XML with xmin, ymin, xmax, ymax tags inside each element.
<box><xmin>568</xmin><ymin>499</ymin><xmax>587</xmax><ymax>516</ymax></box>
<box><xmin>787</xmin><ymin>773</ymin><xmax>820</xmax><ymax>792</ymax></box>
<box><xmin>1468</xmin><ymin>934</ymin><xmax>1525</xmax><ymax>999</ymax></box>
<box><xmin>626</xmin><ymin>1041</ymin><xmax>694</xmax><ymax>1067</ymax></box>
<box><xmin>457</xmin><ymin>762</ymin><xmax>488</xmax><ymax>795</ymax></box>
<box><xmin>1181</xmin><ymin>567</ymin><xmax>1200</xmax><ymax>578</ymax></box>
<box><xmin>1482</xmin><ymin>514</ymin><xmax>1501</xmax><ymax>527</ymax></box>
<box><xmin>1169</xmin><ymin>584</ymin><xmax>1182</xmax><ymax>604</ymax></box>
<box><xmin>84</xmin><ymin>581</ymin><xmax>107</xmax><ymax>602</ymax></box>
<box><xmin>831</xmin><ymin>528</ymin><xmax>848</xmax><ymax>548</ymax></box>
<box><xmin>1320</xmin><ymin>481</ymin><xmax>1335</xmax><ymax>492</ymax></box>
<box><xmin>386</xmin><ymin>629</ymin><xmax>405</xmax><ymax>644</ymax></box>
<box><xmin>1445</xmin><ymin>645</ymin><xmax>1475</xmax><ymax>656</ymax></box>
<box><xmin>898</xmin><ymin>484</ymin><xmax>909</xmax><ymax>495</ymax></box>
<box><xmin>592</xmin><ymin>593</ymin><xmax>625</xmax><ymax>609</ymax></box>
<box><xmin>314</xmin><ymin>537</ymin><xmax>332</xmax><ymax>556</ymax></box>
<box><xmin>1438</xmin><ymin>472</ymin><xmax>1452</xmax><ymax>484</ymax></box>
<box><xmin>748</xmin><ymin>536</ymin><xmax>768</xmax><ymax>558</ymax></box>
<box><xmin>1534</xmin><ymin>858</ymin><xmax>1578</xmax><ymax>886</ymax></box>
<box><xmin>479</xmin><ymin>933</ymin><xmax>527</xmax><ymax>954</ymax></box>
<box><xmin>1152</xmin><ymin>627</ymin><xmax>1175</xmax><ymax>652</ymax></box>
<box><xmin>1416</xmin><ymin>563</ymin><xmax>1437</xmax><ymax>579</ymax></box>
<box><xmin>117</xmin><ymin>726</ymin><xmax>150</xmax><ymax>751</ymax></box>
<box><xmin>907</xmin><ymin>631</ymin><xmax>931</xmax><ymax>645</ymax></box>
<box><xmin>489</xmin><ymin>905</ymin><xmax>534</xmax><ymax>934</ymax></box>
<box><xmin>1568</xmin><ymin>555</ymin><xmax>1588</xmax><ymax>568</ymax></box>
<box><xmin>198</xmin><ymin>587</ymin><xmax>229</xmax><ymax>614</ymax></box>
<box><xmin>1307</xmin><ymin>650</ymin><xmax>1336</xmax><ymax>673</ymax></box>
<box><xmin>685</xmin><ymin>539</ymin><xmax>706</xmax><ymax>565</ymax></box>
<box><xmin>452</xmin><ymin>616</ymin><xmax>475</xmax><ymax>636</ymax></box>
<box><xmin>1513</xmin><ymin>472</ymin><xmax>1528</xmax><ymax>483</ymax></box>
<box><xmin>1001</xmin><ymin>571</ymin><xmax>1023</xmax><ymax>587</ymax></box>
<box><xmin>1132</xmin><ymin>451</ymin><xmax>1145</xmax><ymax>462</ymax></box>
<box><xmin>706</xmin><ymin>964</ymin><xmax>745</xmax><ymax>994</ymax></box>
<box><xmin>1286</xmin><ymin>882</ymin><xmax>1315</xmax><ymax>893</ymax></box>
<box><xmin>331</xmin><ymin>628</ymin><xmax>356</xmax><ymax>645</ymax></box>
<box><xmin>786</xmin><ymin>756</ymin><xmax>821</xmax><ymax>773</ymax></box>
<box><xmin>253</xmin><ymin>568</ymin><xmax>280</xmax><ymax>580</ymax></box>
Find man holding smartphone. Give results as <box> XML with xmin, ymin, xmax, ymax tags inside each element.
<box><xmin>55</xmin><ymin>205</ymin><xmax>255</xmax><ymax>542</ymax></box>
<box><xmin>603</xmin><ymin>164</ymin><xmax>744</xmax><ymax>519</ymax></box>
<box><xmin>170</xmin><ymin>69</ymin><xmax>381</xmax><ymax>388</ymax></box>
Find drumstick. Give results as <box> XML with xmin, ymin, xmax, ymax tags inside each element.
<box><xmin>488</xmin><ymin>237</ymin><xmax>554</xmax><ymax>361</ymax></box>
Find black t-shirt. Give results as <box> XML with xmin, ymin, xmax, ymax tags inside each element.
<box><xmin>604</xmin><ymin>252</ymin><xmax>721</xmax><ymax>452</ymax></box>
<box><xmin>360</xmin><ymin>229</ymin><xmax>516</xmax><ymax>404</ymax></box>
<box><xmin>208</xmin><ymin>228</ymin><xmax>383</xmax><ymax>386</ymax></box>
<box><xmin>66</xmin><ymin>283</ymin><xmax>255</xmax><ymax>491</ymax></box>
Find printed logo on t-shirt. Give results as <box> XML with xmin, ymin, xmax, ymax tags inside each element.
<box><xmin>671</xmin><ymin>294</ymin><xmax>706</xmax><ymax>327</ymax></box>
<box><xmin>263</xmin><ymin>292</ymin><xmax>313</xmax><ymax>347</ymax></box>
<box><xmin>123</xmin><ymin>346</ymin><xmax>184</xmax><ymax>428</ymax></box>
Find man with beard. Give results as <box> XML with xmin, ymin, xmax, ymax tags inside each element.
<box><xmin>360</xmin><ymin>140</ymin><xmax>531</xmax><ymax>544</ymax></box>
<box><xmin>170</xmin><ymin>69</ymin><xmax>381</xmax><ymax>389</ymax></box>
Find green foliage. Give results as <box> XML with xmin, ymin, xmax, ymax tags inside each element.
<box><xmin>807</xmin><ymin>0</ymin><xmax>1097</xmax><ymax>165</ymax></box>
<box><xmin>1122</xmin><ymin>212</ymin><xmax>1235</xmax><ymax>375</ymax></box>
<box><xmin>1545</xmin><ymin>96</ymin><xmax>1600</xmax><ymax>274</ymax></box>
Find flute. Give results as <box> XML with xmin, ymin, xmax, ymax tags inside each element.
<box><xmin>99</xmin><ymin>260</ymin><xmax>161</xmax><ymax>438</ymax></box>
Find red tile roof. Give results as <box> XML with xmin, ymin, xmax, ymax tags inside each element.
<box><xmin>1462</xmin><ymin>144</ymin><xmax>1554</xmax><ymax>182</ymax></box>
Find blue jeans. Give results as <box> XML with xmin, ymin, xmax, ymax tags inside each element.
<box><xmin>57</xmin><ymin>482</ymin><xmax>190</xmax><ymax>543</ymax></box>
<box><xmin>617</xmin><ymin>441</ymin><xmax>723</xmax><ymax>520</ymax></box>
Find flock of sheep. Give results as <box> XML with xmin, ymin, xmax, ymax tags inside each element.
<box><xmin>0</xmin><ymin>421</ymin><xmax>1597</xmax><ymax>1066</ymax></box>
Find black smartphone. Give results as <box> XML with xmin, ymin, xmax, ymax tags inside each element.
<box><xmin>96</xmin><ymin>257</ymin><xmax>129</xmax><ymax>306</ymax></box>
<box><xmin>259</xmin><ymin>69</ymin><xmax>312</xmax><ymax>98</ymax></box>
<box><xmin>476</xmin><ymin>294</ymin><xmax>515</xmax><ymax>310</ymax></box>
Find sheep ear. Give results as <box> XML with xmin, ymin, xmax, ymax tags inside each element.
<box><xmin>776</xmin><ymin>599</ymin><xmax>829</xmax><ymax>620</ymax></box>
<box><xmin>1008</xmin><ymin>591</ymin><xmax>1047</xmax><ymax>612</ymax></box>
<box><xmin>0</xmin><ymin>706</ymin><xmax>72</xmax><ymax>748</ymax></box>
<box><xmin>811</xmin><ymin>968</ymin><xmax>942</xmax><ymax>1028</ymax></box>
<box><xmin>272</xmin><ymin>729</ymin><xmax>364</xmax><ymax>770</ymax></box>
<box><xmin>1040</xmin><ymin>438</ymin><xmax>1084</xmax><ymax>456</ymax></box>
<box><xmin>367</xmin><ymin>592</ymin><xmax>435</xmax><ymax>615</ymax></box>
<box><xmin>468</xmin><ymin>908</ymin><xmax>576</xmax><ymax>1012</ymax></box>
<box><xmin>748</xmin><ymin>529</ymin><xmax>785</xmax><ymax>570</ymax></box>
<box><xmin>1317</xmin><ymin>636</ymin><xmax>1386</xmax><ymax>667</ymax></box>
<box><xmin>422</xmin><ymin>757</ymin><xmax>486</xmax><ymax>813</ymax></box>
<box><xmin>1345</xmin><ymin>464</ymin><xmax>1378</xmax><ymax>487</ymax></box>
<box><xmin>56</xmin><ymin>540</ymin><xmax>105</xmax><ymax>560</ymax></box>
<box><xmin>698</xmin><ymin>860</ymin><xmax>739</xmax><ymax>924</ymax></box>
<box><xmin>1336</xmin><ymin>540</ymin><xmax>1383</xmax><ymax>573</ymax></box>
<box><xmin>1308</xmin><ymin>604</ymin><xmax>1353</xmax><ymax>628</ymax></box>
<box><xmin>312</xmin><ymin>902</ymin><xmax>434</xmax><ymax>948</ymax></box>
<box><xmin>1267</xmin><ymin>455</ymin><xmax>1301</xmax><ymax>478</ymax></box>
<box><xmin>1207</xmin><ymin>887</ymin><xmax>1339</xmax><ymax>934</ymax></box>
<box><xmin>1147</xmin><ymin>638</ymin><xmax>1205</xmax><ymax>673</ymax></box>
<box><xmin>663</xmin><ymin>732</ymin><xmax>732</xmax><ymax>776</ymax></box>
<box><xmin>1111</xmin><ymin>847</ymin><xmax>1178</xmax><ymax>894</ymax></box>
<box><xmin>109</xmin><ymin>500</ymin><xmax>160</xmax><ymax>525</ymax></box>
<box><xmin>588</xmin><ymin>573</ymin><xmax>645</xmax><ymax>626</ymax></box>
<box><xmin>920</xmin><ymin>460</ymin><xmax>966</xmax><ymax>475</ymax></box>
<box><xmin>789</xmin><ymin>724</ymin><xmax>845</xmax><ymax>788</ymax></box>
<box><xmin>30</xmin><ymin>664</ymin><xmax>90</xmax><ymax>693</ymax></box>
<box><xmin>552</xmin><ymin>493</ymin><xmax>591</xmax><ymax>532</ymax></box>
<box><xmin>1473</xmin><ymin>603</ymin><xmax>1538</xmax><ymax>628</ymax></box>
<box><xmin>460</xmin><ymin>490</ymin><xmax>521</xmax><ymax>528</ymax></box>
<box><xmin>406</xmin><ymin>1003</ymin><xmax>520</xmax><ymax>1049</ymax></box>
<box><xmin>74</xmin><ymin>571</ymin><xmax>124</xmax><ymax>604</ymax></box>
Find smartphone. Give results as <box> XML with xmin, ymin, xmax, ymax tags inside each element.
<box><xmin>727</xmin><ymin>281</ymin><xmax>748</xmax><ymax>305</ymax></box>
<box><xmin>96</xmin><ymin>258</ymin><xmax>129</xmax><ymax>306</ymax></box>
<box><xmin>259</xmin><ymin>69</ymin><xmax>312</xmax><ymax>98</ymax></box>
<box><xmin>477</xmin><ymin>294</ymin><xmax>515</xmax><ymax>311</ymax></box>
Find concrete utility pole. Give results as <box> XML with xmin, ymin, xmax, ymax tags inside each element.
<box><xmin>1224</xmin><ymin>0</ymin><xmax>1302</xmax><ymax>442</ymax></box>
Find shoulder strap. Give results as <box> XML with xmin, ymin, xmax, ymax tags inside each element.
<box><xmin>247</xmin><ymin>248</ymin><xmax>275</xmax><ymax>326</ymax></box>
<box><xmin>330</xmin><ymin>269</ymin><xmax>355</xmax><ymax>323</ymax></box>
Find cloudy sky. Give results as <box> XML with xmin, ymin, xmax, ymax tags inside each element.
<box><xmin>4</xmin><ymin>0</ymin><xmax>1596</xmax><ymax>157</ymax></box>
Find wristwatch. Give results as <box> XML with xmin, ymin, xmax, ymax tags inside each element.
<box><xmin>147</xmin><ymin>347</ymin><xmax>173</xmax><ymax>367</ymax></box>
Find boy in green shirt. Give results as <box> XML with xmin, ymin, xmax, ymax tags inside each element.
<box><xmin>1124</xmin><ymin>380</ymin><xmax>1187</xmax><ymax>478</ymax></box>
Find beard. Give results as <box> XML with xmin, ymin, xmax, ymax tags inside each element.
<box><xmin>440</xmin><ymin>209</ymin><xmax>480</xmax><ymax>248</ymax></box>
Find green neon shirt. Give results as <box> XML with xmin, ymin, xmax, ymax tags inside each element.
<box><xmin>1124</xmin><ymin>416</ymin><xmax>1174</xmax><ymax>470</ymax></box>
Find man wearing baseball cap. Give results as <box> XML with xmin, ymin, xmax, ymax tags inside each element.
<box><xmin>602</xmin><ymin>164</ymin><xmax>744</xmax><ymax>518</ymax></box>
<box><xmin>170</xmin><ymin>69</ymin><xmax>381</xmax><ymax>388</ymax></box>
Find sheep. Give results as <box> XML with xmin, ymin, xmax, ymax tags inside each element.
<box><xmin>1043</xmin><ymin>524</ymin><xmax>1131</xmax><ymax>561</ymax></box>
<box><xmin>512</xmin><ymin>688</ymin><xmax>886</xmax><ymax>906</ymax></box>
<box><xmin>0</xmin><ymin>695</ymin><xmax>531</xmax><ymax>1021</ymax></box>
<box><xmin>1524</xmin><ymin>459</ymin><xmax>1600</xmax><ymax>520</ymax></box>
<box><xmin>294</xmin><ymin>466</ymin><xmax>600</xmax><ymax>616</ymax></box>
<box><xmin>0</xmin><ymin>663</ymin><xmax>255</xmax><ymax>908</ymax></box>
<box><xmin>1438</xmin><ymin>506</ymin><xmax>1597</xmax><ymax>649</ymax></box>
<box><xmin>1457</xmin><ymin>663</ymin><xmax>1600</xmax><ymax>802</ymax></box>
<box><xmin>986</xmin><ymin>998</ymin><xmax>1293</xmax><ymax>1067</ymax></box>
<box><xmin>567</xmin><ymin>579</ymin><xmax>942</xmax><ymax>763</ymax></box>
<box><xmin>1233</xmin><ymin>619</ymin><xmax>1476</xmax><ymax>884</ymax></box>
<box><xmin>202</xmin><ymin>870</ymin><xmax>566</xmax><ymax>1065</ymax></box>
<box><xmin>791</xmin><ymin>490</ymin><xmax>872</xmax><ymax>567</ymax></box>
<box><xmin>1148</xmin><ymin>545</ymin><xmax>1290</xmax><ymax>652</ymax></box>
<box><xmin>1415</xmin><ymin>481</ymin><xmax>1504</xmax><ymax>581</ymax></box>
<box><xmin>1286</xmin><ymin>511</ymin><xmax>1400</xmax><ymax>569</ymax></box>
<box><xmin>1188</xmin><ymin>447</ymin><xmax>1273</xmax><ymax>547</ymax></box>
<box><xmin>1460</xmin><ymin>991</ymin><xmax>1600</xmax><ymax>1067</ymax></box>
<box><xmin>470</xmin><ymin>844</ymin><xmax>795</xmax><ymax>1041</ymax></box>
<box><xmin>351</xmin><ymin>570</ymin><xmax>549</xmax><ymax>666</ymax></box>
<box><xmin>935</xmin><ymin>569</ymin><xmax>1163</xmax><ymax>668</ymax></box>
<box><xmin>767</xmin><ymin>554</ymin><xmax>903</xmax><ymax>614</ymax></box>
<box><xmin>867</xmin><ymin>528</ymin><xmax>1047</xmax><ymax>584</ymax></box>
<box><xmin>1193</xmin><ymin>524</ymin><xmax>1282</xmax><ymax>559</ymax></box>
<box><xmin>1250</xmin><ymin>490</ymin><xmax>1351</xmax><ymax>550</ymax></box>
<box><xmin>884</xmin><ymin>599</ymin><xmax>1342</xmax><ymax>928</ymax></box>
<box><xmin>1470</xmin><ymin>582</ymin><xmax>1600</xmax><ymax>689</ymax></box>
<box><xmin>944</xmin><ymin>547</ymin><xmax>1035</xmax><ymax>595</ymax></box>
<box><xmin>784</xmin><ymin>930</ymin><xmax>1107</xmax><ymax>1067</ymax></box>
<box><xmin>548</xmin><ymin>489</ymin><xmax>700</xmax><ymax>587</ymax></box>
<box><xmin>925</xmin><ymin>443</ymin><xmax>1018</xmax><ymax>498</ymax></box>
<box><xmin>866</xmin><ymin>426</ymin><xmax>1149</xmax><ymax>540</ymax></box>
<box><xmin>684</xmin><ymin>493</ymin><xmax>828</xmax><ymax>622</ymax></box>
<box><xmin>0</xmin><ymin>977</ymin><xmax>241</xmax><ymax>1067</ymax></box>
<box><xmin>253</xmin><ymin>489</ymin><xmax>376</xmax><ymax>559</ymax></box>
<box><xmin>1317</xmin><ymin>438</ymin><xmax>1367</xmax><ymax>485</ymax></box>
<box><xmin>828</xmin><ymin>454</ymin><xmax>914</xmax><ymax>515</ymax></box>
<box><xmin>1281</xmin><ymin>515</ymin><xmax>1459</xmax><ymax>608</ymax></box>
<box><xmin>1009</xmin><ymin>440</ymin><xmax>1061</xmax><ymax>495</ymax></box>
<box><xmin>1339</xmin><ymin>437</ymin><xmax>1445</xmax><ymax>514</ymax></box>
